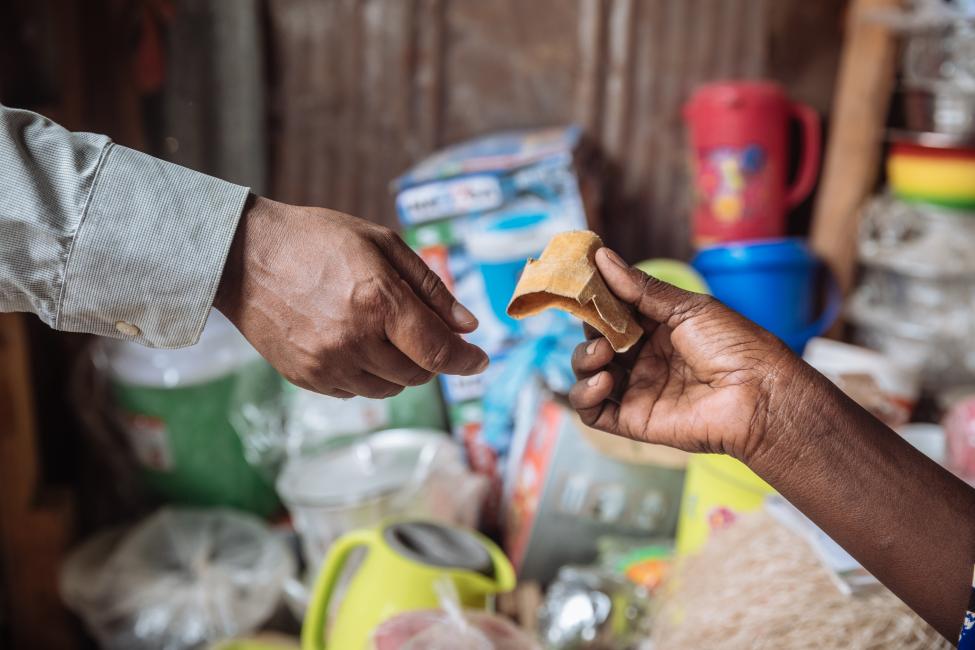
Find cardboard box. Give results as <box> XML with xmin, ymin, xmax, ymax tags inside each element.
<box><xmin>504</xmin><ymin>396</ymin><xmax>687</xmax><ymax>584</ymax></box>
<box><xmin>393</xmin><ymin>126</ymin><xmax>603</xmax><ymax>485</ymax></box>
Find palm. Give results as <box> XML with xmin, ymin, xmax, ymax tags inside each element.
<box><xmin>569</xmin><ymin>248</ymin><xmax>795</xmax><ymax>459</ymax></box>
<box><xmin>614</xmin><ymin>311</ymin><xmax>781</xmax><ymax>457</ymax></box>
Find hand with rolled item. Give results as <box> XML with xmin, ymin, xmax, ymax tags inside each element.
<box><xmin>567</xmin><ymin>246</ymin><xmax>796</xmax><ymax>463</ymax></box>
<box><xmin>214</xmin><ymin>195</ymin><xmax>488</xmax><ymax>398</ymax></box>
<box><xmin>568</xmin><ymin>246</ymin><xmax>975</xmax><ymax>644</ymax></box>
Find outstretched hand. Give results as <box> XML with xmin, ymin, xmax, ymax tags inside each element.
<box><xmin>568</xmin><ymin>247</ymin><xmax>798</xmax><ymax>462</ymax></box>
<box><xmin>215</xmin><ymin>195</ymin><xmax>488</xmax><ymax>398</ymax></box>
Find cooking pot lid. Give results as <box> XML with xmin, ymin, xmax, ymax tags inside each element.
<box><xmin>384</xmin><ymin>521</ymin><xmax>494</xmax><ymax>578</ymax></box>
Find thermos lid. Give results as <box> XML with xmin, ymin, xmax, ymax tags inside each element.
<box><xmin>384</xmin><ymin>521</ymin><xmax>495</xmax><ymax>578</ymax></box>
<box><xmin>684</xmin><ymin>80</ymin><xmax>788</xmax><ymax>114</ymax></box>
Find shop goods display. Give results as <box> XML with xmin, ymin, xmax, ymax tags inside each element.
<box><xmin>803</xmin><ymin>338</ymin><xmax>921</xmax><ymax>428</ymax></box>
<box><xmin>276</xmin><ymin>429</ymin><xmax>487</xmax><ymax>579</ymax></box>
<box><xmin>692</xmin><ymin>238</ymin><xmax>840</xmax><ymax>354</ymax></box>
<box><xmin>232</xmin><ymin>376</ymin><xmax>448</xmax><ymax>475</ymax></box>
<box><xmin>373</xmin><ymin>609</ymin><xmax>538</xmax><ymax>650</ymax></box>
<box><xmin>684</xmin><ymin>81</ymin><xmax>821</xmax><ymax>245</ymax></box>
<box><xmin>537</xmin><ymin>565</ymin><xmax>650</xmax><ymax>650</ymax></box>
<box><xmin>302</xmin><ymin>521</ymin><xmax>515</xmax><ymax>650</ymax></box>
<box><xmin>895</xmin><ymin>422</ymin><xmax>948</xmax><ymax>464</ymax></box>
<box><xmin>595</xmin><ymin>536</ymin><xmax>674</xmax><ymax>594</ymax></box>
<box><xmin>95</xmin><ymin>310</ymin><xmax>280</xmax><ymax>515</ymax></box>
<box><xmin>634</xmin><ymin>259</ymin><xmax>709</xmax><ymax>295</ymax></box>
<box><xmin>504</xmin><ymin>398</ymin><xmax>686</xmax><ymax>584</ymax></box>
<box><xmin>850</xmin><ymin>195</ymin><xmax>975</xmax><ymax>390</ymax></box>
<box><xmin>393</xmin><ymin>127</ymin><xmax>596</xmax><ymax>516</ymax></box>
<box><xmin>652</xmin><ymin>511</ymin><xmax>949</xmax><ymax>649</ymax></box>
<box><xmin>60</xmin><ymin>508</ymin><xmax>294</xmax><ymax>650</ymax></box>
<box><xmin>371</xmin><ymin>580</ymin><xmax>538</xmax><ymax>650</ymax></box>
<box><xmin>887</xmin><ymin>141</ymin><xmax>975</xmax><ymax>209</ymax></box>
<box><xmin>943</xmin><ymin>393</ymin><xmax>975</xmax><ymax>479</ymax></box>
<box><xmin>899</xmin><ymin>6</ymin><xmax>975</xmax><ymax>140</ymax></box>
<box><xmin>209</xmin><ymin>635</ymin><xmax>300</xmax><ymax>650</ymax></box>
<box><xmin>675</xmin><ymin>453</ymin><xmax>775</xmax><ymax>556</ymax></box>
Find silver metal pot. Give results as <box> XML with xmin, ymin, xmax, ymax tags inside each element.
<box><xmin>903</xmin><ymin>84</ymin><xmax>975</xmax><ymax>138</ymax></box>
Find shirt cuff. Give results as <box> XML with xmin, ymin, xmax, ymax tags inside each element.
<box><xmin>57</xmin><ymin>144</ymin><xmax>249</xmax><ymax>348</ymax></box>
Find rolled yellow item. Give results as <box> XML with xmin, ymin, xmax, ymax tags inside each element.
<box><xmin>506</xmin><ymin>230</ymin><xmax>644</xmax><ymax>352</ymax></box>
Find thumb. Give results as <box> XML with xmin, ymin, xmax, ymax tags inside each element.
<box><xmin>380</xmin><ymin>230</ymin><xmax>479</xmax><ymax>333</ymax></box>
<box><xmin>594</xmin><ymin>247</ymin><xmax>709</xmax><ymax>327</ymax></box>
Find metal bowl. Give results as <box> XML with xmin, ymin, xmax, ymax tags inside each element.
<box><xmin>903</xmin><ymin>85</ymin><xmax>975</xmax><ymax>138</ymax></box>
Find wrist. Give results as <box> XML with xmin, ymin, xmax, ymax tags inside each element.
<box><xmin>213</xmin><ymin>193</ymin><xmax>259</xmax><ymax>318</ymax></box>
<box><xmin>742</xmin><ymin>355</ymin><xmax>828</xmax><ymax>480</ymax></box>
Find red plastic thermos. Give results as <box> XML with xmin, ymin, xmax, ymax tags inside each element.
<box><xmin>683</xmin><ymin>81</ymin><xmax>821</xmax><ymax>246</ymax></box>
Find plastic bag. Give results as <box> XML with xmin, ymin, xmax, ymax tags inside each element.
<box><xmin>60</xmin><ymin>508</ymin><xmax>294</xmax><ymax>650</ymax></box>
<box><xmin>371</xmin><ymin>580</ymin><xmax>539</xmax><ymax>650</ymax></box>
<box><xmin>231</xmin><ymin>375</ymin><xmax>448</xmax><ymax>479</ymax></box>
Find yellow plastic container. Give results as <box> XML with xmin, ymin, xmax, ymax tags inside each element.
<box><xmin>887</xmin><ymin>145</ymin><xmax>975</xmax><ymax>209</ymax></box>
<box><xmin>675</xmin><ymin>454</ymin><xmax>775</xmax><ymax>556</ymax></box>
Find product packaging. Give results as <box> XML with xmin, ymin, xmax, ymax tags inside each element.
<box><xmin>60</xmin><ymin>508</ymin><xmax>293</xmax><ymax>650</ymax></box>
<box><xmin>503</xmin><ymin>396</ymin><xmax>686</xmax><ymax>583</ymax></box>
<box><xmin>393</xmin><ymin>127</ymin><xmax>603</xmax><ymax>522</ymax></box>
<box><xmin>371</xmin><ymin>580</ymin><xmax>539</xmax><ymax>650</ymax></box>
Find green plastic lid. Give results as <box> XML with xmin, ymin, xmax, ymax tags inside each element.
<box><xmin>636</xmin><ymin>259</ymin><xmax>710</xmax><ymax>295</ymax></box>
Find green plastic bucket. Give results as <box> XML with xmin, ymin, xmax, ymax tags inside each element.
<box><xmin>101</xmin><ymin>312</ymin><xmax>280</xmax><ymax>516</ymax></box>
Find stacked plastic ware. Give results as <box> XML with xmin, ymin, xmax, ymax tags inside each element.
<box><xmin>849</xmin><ymin>1</ymin><xmax>975</xmax><ymax>393</ymax></box>
<box><xmin>683</xmin><ymin>80</ymin><xmax>837</xmax><ymax>355</ymax></box>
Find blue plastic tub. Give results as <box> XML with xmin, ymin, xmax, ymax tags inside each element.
<box><xmin>692</xmin><ymin>238</ymin><xmax>840</xmax><ymax>353</ymax></box>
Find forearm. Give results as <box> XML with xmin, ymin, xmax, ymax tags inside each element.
<box><xmin>0</xmin><ymin>104</ymin><xmax>248</xmax><ymax>346</ymax></box>
<box><xmin>751</xmin><ymin>359</ymin><xmax>975</xmax><ymax>640</ymax></box>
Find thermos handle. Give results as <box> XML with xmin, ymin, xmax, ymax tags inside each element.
<box><xmin>301</xmin><ymin>529</ymin><xmax>377</xmax><ymax>650</ymax></box>
<box><xmin>785</xmin><ymin>102</ymin><xmax>822</xmax><ymax>209</ymax></box>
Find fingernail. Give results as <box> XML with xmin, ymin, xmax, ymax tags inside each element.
<box><xmin>476</xmin><ymin>355</ymin><xmax>490</xmax><ymax>372</ymax></box>
<box><xmin>452</xmin><ymin>302</ymin><xmax>478</xmax><ymax>328</ymax></box>
<box><xmin>586</xmin><ymin>340</ymin><xmax>599</xmax><ymax>355</ymax></box>
<box><xmin>587</xmin><ymin>374</ymin><xmax>601</xmax><ymax>387</ymax></box>
<box><xmin>600</xmin><ymin>247</ymin><xmax>628</xmax><ymax>269</ymax></box>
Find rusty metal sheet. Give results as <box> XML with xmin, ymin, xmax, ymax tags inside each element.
<box><xmin>268</xmin><ymin>0</ymin><xmax>843</xmax><ymax>260</ymax></box>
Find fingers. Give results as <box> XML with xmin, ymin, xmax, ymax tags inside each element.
<box><xmin>386</xmin><ymin>279</ymin><xmax>489</xmax><ymax>376</ymax></box>
<box><xmin>316</xmin><ymin>387</ymin><xmax>357</xmax><ymax>400</ymax></box>
<box><xmin>364</xmin><ymin>342</ymin><xmax>436</xmax><ymax>387</ymax></box>
<box><xmin>380</xmin><ymin>231</ymin><xmax>479</xmax><ymax>333</ymax></box>
<box><xmin>283</xmin><ymin>375</ymin><xmax>356</xmax><ymax>400</ymax></box>
<box><xmin>595</xmin><ymin>247</ymin><xmax>710</xmax><ymax>328</ymax></box>
<box><xmin>338</xmin><ymin>371</ymin><xmax>405</xmax><ymax>399</ymax></box>
<box><xmin>572</xmin><ymin>337</ymin><xmax>615</xmax><ymax>377</ymax></box>
<box><xmin>568</xmin><ymin>370</ymin><xmax>620</xmax><ymax>432</ymax></box>
<box><xmin>299</xmin><ymin>371</ymin><xmax>404</xmax><ymax>400</ymax></box>
<box><xmin>582</xmin><ymin>323</ymin><xmax>602</xmax><ymax>340</ymax></box>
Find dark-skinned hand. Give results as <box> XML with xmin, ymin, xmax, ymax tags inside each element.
<box><xmin>568</xmin><ymin>247</ymin><xmax>797</xmax><ymax>463</ymax></box>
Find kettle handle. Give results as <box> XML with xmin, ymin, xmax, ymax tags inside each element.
<box><xmin>455</xmin><ymin>529</ymin><xmax>518</xmax><ymax>595</ymax></box>
<box><xmin>301</xmin><ymin>529</ymin><xmax>377</xmax><ymax>650</ymax></box>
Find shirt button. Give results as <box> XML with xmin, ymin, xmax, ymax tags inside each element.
<box><xmin>115</xmin><ymin>321</ymin><xmax>141</xmax><ymax>337</ymax></box>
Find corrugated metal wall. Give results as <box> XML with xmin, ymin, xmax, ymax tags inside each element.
<box><xmin>268</xmin><ymin>0</ymin><xmax>845</xmax><ymax>260</ymax></box>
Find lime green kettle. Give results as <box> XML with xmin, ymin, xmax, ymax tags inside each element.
<box><xmin>301</xmin><ymin>520</ymin><xmax>516</xmax><ymax>650</ymax></box>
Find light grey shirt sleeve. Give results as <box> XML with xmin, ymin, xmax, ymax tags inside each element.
<box><xmin>0</xmin><ymin>104</ymin><xmax>249</xmax><ymax>348</ymax></box>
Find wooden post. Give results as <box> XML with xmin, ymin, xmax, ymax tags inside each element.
<box><xmin>811</xmin><ymin>0</ymin><xmax>902</xmax><ymax>302</ymax></box>
<box><xmin>0</xmin><ymin>314</ymin><xmax>78</xmax><ymax>649</ymax></box>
